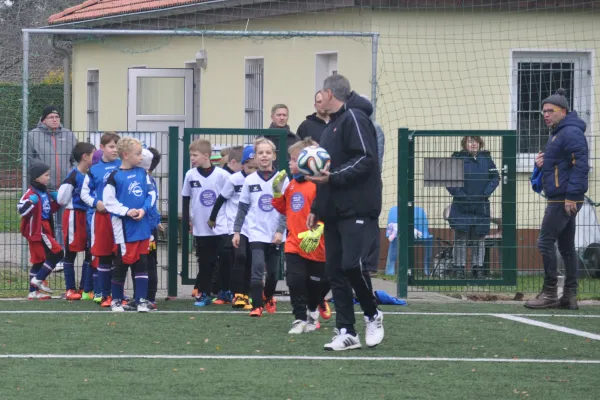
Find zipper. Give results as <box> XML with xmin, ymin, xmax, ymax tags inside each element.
<box><xmin>52</xmin><ymin>135</ymin><xmax>60</xmax><ymax>187</ymax></box>
<box><xmin>554</xmin><ymin>165</ymin><xmax>559</xmax><ymax>187</ymax></box>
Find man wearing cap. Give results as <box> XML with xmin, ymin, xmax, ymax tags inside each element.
<box><xmin>525</xmin><ymin>88</ymin><xmax>590</xmax><ymax>310</ymax></box>
<box><xmin>27</xmin><ymin>105</ymin><xmax>77</xmax><ymax>253</ymax></box>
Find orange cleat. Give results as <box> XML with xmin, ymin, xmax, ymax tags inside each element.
<box><xmin>264</xmin><ymin>297</ymin><xmax>277</xmax><ymax>314</ymax></box>
<box><xmin>65</xmin><ymin>289</ymin><xmax>82</xmax><ymax>301</ymax></box>
<box><xmin>318</xmin><ymin>301</ymin><xmax>332</xmax><ymax>320</ymax></box>
<box><xmin>100</xmin><ymin>296</ymin><xmax>112</xmax><ymax>308</ymax></box>
<box><xmin>191</xmin><ymin>288</ymin><xmax>199</xmax><ymax>298</ymax></box>
<box><xmin>249</xmin><ymin>307</ymin><xmax>263</xmax><ymax>317</ymax></box>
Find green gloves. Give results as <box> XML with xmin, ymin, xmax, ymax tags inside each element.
<box><xmin>298</xmin><ymin>223</ymin><xmax>324</xmax><ymax>253</ymax></box>
<box><xmin>272</xmin><ymin>170</ymin><xmax>287</xmax><ymax>199</ymax></box>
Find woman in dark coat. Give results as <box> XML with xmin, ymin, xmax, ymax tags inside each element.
<box><xmin>446</xmin><ymin>136</ymin><xmax>500</xmax><ymax>279</ymax></box>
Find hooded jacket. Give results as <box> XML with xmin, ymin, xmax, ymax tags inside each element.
<box><xmin>268</xmin><ymin>123</ymin><xmax>300</xmax><ymax>156</ymax></box>
<box><xmin>297</xmin><ymin>113</ymin><xmax>328</xmax><ymax>143</ymax></box>
<box><xmin>18</xmin><ymin>182</ymin><xmax>60</xmax><ymax>242</ymax></box>
<box><xmin>541</xmin><ymin>111</ymin><xmax>589</xmax><ymax>202</ymax></box>
<box><xmin>311</xmin><ymin>92</ymin><xmax>382</xmax><ymax>221</ymax></box>
<box><xmin>27</xmin><ymin>121</ymin><xmax>78</xmax><ymax>190</ymax></box>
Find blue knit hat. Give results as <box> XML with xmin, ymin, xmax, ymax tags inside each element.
<box><xmin>242</xmin><ymin>145</ymin><xmax>255</xmax><ymax>164</ymax></box>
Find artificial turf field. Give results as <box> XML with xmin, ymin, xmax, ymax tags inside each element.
<box><xmin>0</xmin><ymin>301</ymin><xmax>599</xmax><ymax>400</ymax></box>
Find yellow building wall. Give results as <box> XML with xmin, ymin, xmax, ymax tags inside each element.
<box><xmin>70</xmin><ymin>9</ymin><xmax>599</xmax><ymax>228</ymax></box>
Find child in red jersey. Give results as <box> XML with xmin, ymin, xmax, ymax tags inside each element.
<box><xmin>272</xmin><ymin>138</ymin><xmax>326</xmax><ymax>334</ymax></box>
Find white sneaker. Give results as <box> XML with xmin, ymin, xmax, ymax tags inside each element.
<box><xmin>306</xmin><ymin>310</ymin><xmax>320</xmax><ymax>332</ymax></box>
<box><xmin>30</xmin><ymin>277</ymin><xmax>53</xmax><ymax>293</ymax></box>
<box><xmin>137</xmin><ymin>299</ymin><xmax>150</xmax><ymax>313</ymax></box>
<box><xmin>288</xmin><ymin>320</ymin><xmax>307</xmax><ymax>334</ymax></box>
<box><xmin>323</xmin><ymin>328</ymin><xmax>362</xmax><ymax>351</ymax></box>
<box><xmin>111</xmin><ymin>299</ymin><xmax>125</xmax><ymax>312</ymax></box>
<box><xmin>54</xmin><ymin>261</ymin><xmax>64</xmax><ymax>272</ymax></box>
<box><xmin>27</xmin><ymin>291</ymin><xmax>51</xmax><ymax>300</ymax></box>
<box><xmin>364</xmin><ymin>310</ymin><xmax>384</xmax><ymax>348</ymax></box>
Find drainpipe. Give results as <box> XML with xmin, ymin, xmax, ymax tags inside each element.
<box><xmin>50</xmin><ymin>36</ymin><xmax>71</xmax><ymax>129</ymax></box>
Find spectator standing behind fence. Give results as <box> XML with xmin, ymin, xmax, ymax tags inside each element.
<box><xmin>27</xmin><ymin>105</ymin><xmax>77</xmax><ymax>257</ymax></box>
<box><xmin>525</xmin><ymin>89</ymin><xmax>589</xmax><ymax>311</ymax></box>
<box><xmin>268</xmin><ymin>104</ymin><xmax>299</xmax><ymax>157</ymax></box>
<box><xmin>297</xmin><ymin>92</ymin><xmax>330</xmax><ymax>144</ymax></box>
<box><xmin>446</xmin><ymin>136</ymin><xmax>499</xmax><ymax>279</ymax></box>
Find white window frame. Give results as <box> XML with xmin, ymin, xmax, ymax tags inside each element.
<box><xmin>244</xmin><ymin>57</ymin><xmax>264</xmax><ymax>130</ymax></box>
<box><xmin>509</xmin><ymin>49</ymin><xmax>593</xmax><ymax>172</ymax></box>
<box><xmin>315</xmin><ymin>51</ymin><xmax>338</xmax><ymax>93</ymax></box>
<box><xmin>86</xmin><ymin>69</ymin><xmax>99</xmax><ymax>132</ymax></box>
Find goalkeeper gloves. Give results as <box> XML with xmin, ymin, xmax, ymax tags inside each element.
<box><xmin>272</xmin><ymin>170</ymin><xmax>287</xmax><ymax>198</ymax></box>
<box><xmin>298</xmin><ymin>223</ymin><xmax>324</xmax><ymax>253</ymax></box>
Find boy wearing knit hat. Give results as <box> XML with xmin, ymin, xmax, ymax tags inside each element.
<box><xmin>17</xmin><ymin>161</ymin><xmax>64</xmax><ymax>299</ymax></box>
<box><xmin>525</xmin><ymin>88</ymin><xmax>590</xmax><ymax>311</ymax></box>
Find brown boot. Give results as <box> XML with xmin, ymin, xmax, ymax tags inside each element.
<box><xmin>524</xmin><ymin>285</ymin><xmax>559</xmax><ymax>309</ymax></box>
<box><xmin>558</xmin><ymin>289</ymin><xmax>578</xmax><ymax>310</ymax></box>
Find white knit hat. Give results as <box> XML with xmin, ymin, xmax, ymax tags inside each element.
<box><xmin>140</xmin><ymin>148</ymin><xmax>154</xmax><ymax>171</ymax></box>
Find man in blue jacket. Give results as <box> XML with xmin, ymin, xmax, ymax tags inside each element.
<box><xmin>525</xmin><ymin>89</ymin><xmax>590</xmax><ymax>310</ymax></box>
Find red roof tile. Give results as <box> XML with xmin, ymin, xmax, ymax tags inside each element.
<box><xmin>48</xmin><ymin>0</ymin><xmax>207</xmax><ymax>25</ymax></box>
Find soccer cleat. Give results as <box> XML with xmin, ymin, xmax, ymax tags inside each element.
<box><xmin>288</xmin><ymin>320</ymin><xmax>307</xmax><ymax>334</ymax></box>
<box><xmin>249</xmin><ymin>307</ymin><xmax>263</xmax><ymax>317</ymax></box>
<box><xmin>193</xmin><ymin>293</ymin><xmax>212</xmax><ymax>307</ymax></box>
<box><xmin>306</xmin><ymin>310</ymin><xmax>321</xmax><ymax>332</ymax></box>
<box><xmin>364</xmin><ymin>311</ymin><xmax>384</xmax><ymax>348</ymax></box>
<box><xmin>77</xmin><ymin>289</ymin><xmax>84</xmax><ymax>295</ymax></box>
<box><xmin>54</xmin><ymin>261</ymin><xmax>64</xmax><ymax>272</ymax></box>
<box><xmin>100</xmin><ymin>296</ymin><xmax>112</xmax><ymax>308</ymax></box>
<box><xmin>147</xmin><ymin>301</ymin><xmax>157</xmax><ymax>311</ymax></box>
<box><xmin>191</xmin><ymin>288</ymin><xmax>199</xmax><ymax>298</ymax></box>
<box><xmin>30</xmin><ymin>277</ymin><xmax>53</xmax><ymax>293</ymax></box>
<box><xmin>81</xmin><ymin>291</ymin><xmax>94</xmax><ymax>300</ymax></box>
<box><xmin>324</xmin><ymin>328</ymin><xmax>362</xmax><ymax>351</ymax></box>
<box><xmin>232</xmin><ymin>293</ymin><xmax>248</xmax><ymax>309</ymax></box>
<box><xmin>318</xmin><ymin>301</ymin><xmax>332</xmax><ymax>320</ymax></box>
<box><xmin>213</xmin><ymin>290</ymin><xmax>233</xmax><ymax>305</ymax></box>
<box><xmin>137</xmin><ymin>299</ymin><xmax>150</xmax><ymax>313</ymax></box>
<box><xmin>264</xmin><ymin>297</ymin><xmax>277</xmax><ymax>314</ymax></box>
<box><xmin>93</xmin><ymin>293</ymin><xmax>103</xmax><ymax>304</ymax></box>
<box><xmin>110</xmin><ymin>299</ymin><xmax>125</xmax><ymax>312</ymax></box>
<box><xmin>65</xmin><ymin>289</ymin><xmax>82</xmax><ymax>301</ymax></box>
<box><xmin>27</xmin><ymin>291</ymin><xmax>51</xmax><ymax>300</ymax></box>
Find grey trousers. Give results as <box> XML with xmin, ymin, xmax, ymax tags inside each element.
<box><xmin>453</xmin><ymin>228</ymin><xmax>485</xmax><ymax>267</ymax></box>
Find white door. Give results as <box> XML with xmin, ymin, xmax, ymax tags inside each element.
<box><xmin>127</xmin><ymin>68</ymin><xmax>194</xmax><ymax>131</ymax></box>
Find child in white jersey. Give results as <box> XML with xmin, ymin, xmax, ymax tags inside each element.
<box><xmin>232</xmin><ymin>138</ymin><xmax>288</xmax><ymax>317</ymax></box>
<box><xmin>182</xmin><ymin>139</ymin><xmax>230</xmax><ymax>307</ymax></box>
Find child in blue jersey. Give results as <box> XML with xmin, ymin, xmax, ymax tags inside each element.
<box><xmin>103</xmin><ymin>137</ymin><xmax>156</xmax><ymax>312</ymax></box>
<box><xmin>57</xmin><ymin>142</ymin><xmax>96</xmax><ymax>301</ymax></box>
<box><xmin>81</xmin><ymin>132</ymin><xmax>121</xmax><ymax>306</ymax></box>
<box><xmin>137</xmin><ymin>147</ymin><xmax>163</xmax><ymax>310</ymax></box>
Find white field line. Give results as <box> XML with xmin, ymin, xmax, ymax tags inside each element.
<box><xmin>0</xmin><ymin>310</ymin><xmax>599</xmax><ymax>318</ymax></box>
<box><xmin>496</xmin><ymin>314</ymin><xmax>600</xmax><ymax>341</ymax></box>
<box><xmin>0</xmin><ymin>354</ymin><xmax>599</xmax><ymax>363</ymax></box>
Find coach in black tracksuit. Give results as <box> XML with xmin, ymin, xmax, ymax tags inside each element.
<box><xmin>307</xmin><ymin>75</ymin><xmax>383</xmax><ymax>348</ymax></box>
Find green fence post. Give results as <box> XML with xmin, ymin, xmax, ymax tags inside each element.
<box><xmin>397</xmin><ymin>128</ymin><xmax>410</xmax><ymax>298</ymax></box>
<box><xmin>167</xmin><ymin>126</ymin><xmax>180</xmax><ymax>298</ymax></box>
<box><xmin>502</xmin><ymin>133</ymin><xmax>518</xmax><ymax>286</ymax></box>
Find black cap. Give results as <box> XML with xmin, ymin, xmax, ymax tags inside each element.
<box><xmin>41</xmin><ymin>105</ymin><xmax>60</xmax><ymax>122</ymax></box>
<box><xmin>541</xmin><ymin>88</ymin><xmax>570</xmax><ymax>112</ymax></box>
<box><xmin>29</xmin><ymin>161</ymin><xmax>50</xmax><ymax>184</ymax></box>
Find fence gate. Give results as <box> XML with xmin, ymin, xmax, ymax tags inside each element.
<box><xmin>397</xmin><ymin>129</ymin><xmax>517</xmax><ymax>297</ymax></box>
<box><xmin>171</xmin><ymin>127</ymin><xmax>288</xmax><ymax>287</ymax></box>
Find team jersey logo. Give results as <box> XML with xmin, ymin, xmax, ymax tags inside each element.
<box><xmin>128</xmin><ymin>181</ymin><xmax>143</xmax><ymax>197</ymax></box>
<box><xmin>190</xmin><ymin>180</ymin><xmax>201</xmax><ymax>188</ymax></box>
<box><xmin>258</xmin><ymin>194</ymin><xmax>274</xmax><ymax>212</ymax></box>
<box><xmin>249</xmin><ymin>184</ymin><xmax>262</xmax><ymax>193</ymax></box>
<box><xmin>234</xmin><ymin>185</ymin><xmax>243</xmax><ymax>193</ymax></box>
<box><xmin>42</xmin><ymin>198</ymin><xmax>51</xmax><ymax>215</ymax></box>
<box><xmin>200</xmin><ymin>190</ymin><xmax>216</xmax><ymax>207</ymax></box>
<box><xmin>291</xmin><ymin>192</ymin><xmax>305</xmax><ymax>212</ymax></box>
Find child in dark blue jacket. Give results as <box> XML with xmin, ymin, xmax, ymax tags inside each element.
<box><xmin>446</xmin><ymin>136</ymin><xmax>500</xmax><ymax>279</ymax></box>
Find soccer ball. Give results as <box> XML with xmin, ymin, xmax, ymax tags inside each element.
<box><xmin>297</xmin><ymin>145</ymin><xmax>331</xmax><ymax>176</ymax></box>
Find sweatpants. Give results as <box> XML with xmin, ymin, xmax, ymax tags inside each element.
<box><xmin>285</xmin><ymin>253</ymin><xmax>325</xmax><ymax>321</ymax></box>
<box><xmin>324</xmin><ymin>218</ymin><xmax>378</xmax><ymax>333</ymax></box>
<box><xmin>194</xmin><ymin>236</ymin><xmax>220</xmax><ymax>295</ymax></box>
<box><xmin>212</xmin><ymin>234</ymin><xmax>234</xmax><ymax>294</ymax></box>
<box><xmin>538</xmin><ymin>202</ymin><xmax>582</xmax><ymax>293</ymax></box>
<box><xmin>249</xmin><ymin>242</ymin><xmax>280</xmax><ymax>309</ymax></box>
<box><xmin>453</xmin><ymin>227</ymin><xmax>485</xmax><ymax>268</ymax></box>
<box><xmin>230</xmin><ymin>234</ymin><xmax>252</xmax><ymax>295</ymax></box>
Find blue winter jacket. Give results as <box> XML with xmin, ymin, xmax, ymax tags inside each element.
<box><xmin>446</xmin><ymin>151</ymin><xmax>500</xmax><ymax>236</ymax></box>
<box><xmin>541</xmin><ymin>111</ymin><xmax>589</xmax><ymax>202</ymax></box>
